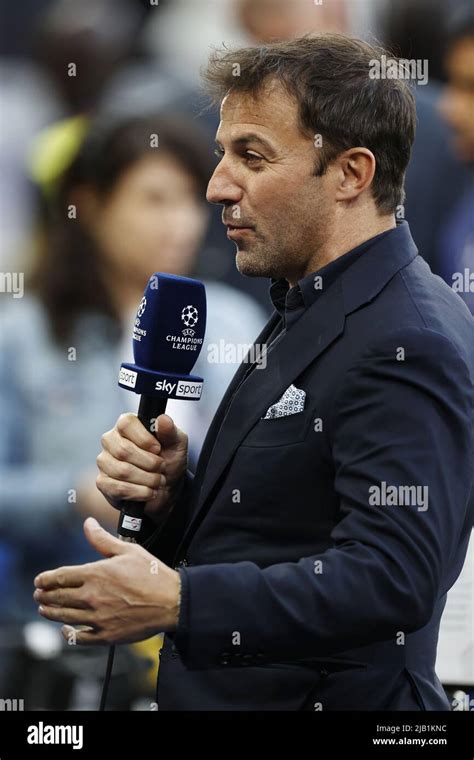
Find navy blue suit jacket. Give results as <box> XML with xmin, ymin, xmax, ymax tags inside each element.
<box><xmin>152</xmin><ymin>222</ymin><xmax>474</xmax><ymax>710</ymax></box>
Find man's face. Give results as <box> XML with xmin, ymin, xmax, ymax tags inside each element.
<box><xmin>206</xmin><ymin>80</ymin><xmax>334</xmax><ymax>285</ymax></box>
<box><xmin>439</xmin><ymin>35</ymin><xmax>474</xmax><ymax>163</ymax></box>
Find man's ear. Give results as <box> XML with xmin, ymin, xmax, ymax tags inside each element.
<box><xmin>334</xmin><ymin>147</ymin><xmax>376</xmax><ymax>203</ymax></box>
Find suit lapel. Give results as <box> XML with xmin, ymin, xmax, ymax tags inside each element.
<box><xmin>189</xmin><ymin>310</ymin><xmax>282</xmax><ymax>499</ymax></box>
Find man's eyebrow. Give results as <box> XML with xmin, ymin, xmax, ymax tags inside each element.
<box><xmin>215</xmin><ymin>133</ymin><xmax>276</xmax><ymax>153</ymax></box>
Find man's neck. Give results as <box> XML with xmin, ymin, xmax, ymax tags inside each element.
<box><xmin>287</xmin><ymin>213</ymin><xmax>396</xmax><ymax>288</ymax></box>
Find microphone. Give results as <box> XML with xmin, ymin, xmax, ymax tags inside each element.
<box><xmin>116</xmin><ymin>272</ymin><xmax>206</xmax><ymax>543</ymax></box>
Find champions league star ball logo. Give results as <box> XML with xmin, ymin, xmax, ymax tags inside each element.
<box><xmin>181</xmin><ymin>304</ymin><xmax>198</xmax><ymax>337</ymax></box>
<box><xmin>181</xmin><ymin>304</ymin><xmax>198</xmax><ymax>328</ymax></box>
<box><xmin>165</xmin><ymin>303</ymin><xmax>203</xmax><ymax>348</ymax></box>
<box><xmin>134</xmin><ymin>296</ymin><xmax>147</xmax><ymax>335</ymax></box>
<box><xmin>137</xmin><ymin>297</ymin><xmax>147</xmax><ymax>318</ymax></box>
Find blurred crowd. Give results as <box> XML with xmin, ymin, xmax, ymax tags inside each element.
<box><xmin>0</xmin><ymin>0</ymin><xmax>472</xmax><ymax>709</ymax></box>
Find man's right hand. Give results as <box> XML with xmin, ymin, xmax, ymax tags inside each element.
<box><xmin>96</xmin><ymin>413</ymin><xmax>188</xmax><ymax>524</ymax></box>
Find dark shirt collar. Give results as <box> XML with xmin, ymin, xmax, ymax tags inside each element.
<box><xmin>269</xmin><ymin>223</ymin><xmax>401</xmax><ymax>328</ymax></box>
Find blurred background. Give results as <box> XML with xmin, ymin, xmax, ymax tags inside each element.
<box><xmin>0</xmin><ymin>0</ymin><xmax>472</xmax><ymax>711</ymax></box>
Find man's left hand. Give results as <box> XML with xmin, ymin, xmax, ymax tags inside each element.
<box><xmin>33</xmin><ymin>517</ymin><xmax>181</xmax><ymax>645</ymax></box>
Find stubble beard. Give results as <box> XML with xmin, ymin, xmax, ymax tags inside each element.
<box><xmin>234</xmin><ymin>234</ymin><xmax>290</xmax><ymax>280</ymax></box>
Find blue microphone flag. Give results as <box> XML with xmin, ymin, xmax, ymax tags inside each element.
<box><xmin>118</xmin><ymin>273</ymin><xmax>206</xmax><ymax>399</ymax></box>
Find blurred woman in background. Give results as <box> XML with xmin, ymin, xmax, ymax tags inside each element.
<box><xmin>0</xmin><ymin>112</ymin><xmax>266</xmax><ymax>626</ymax></box>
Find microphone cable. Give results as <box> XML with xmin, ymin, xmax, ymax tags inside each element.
<box><xmin>98</xmin><ymin>500</ymin><xmax>172</xmax><ymax>711</ymax></box>
<box><xmin>99</xmin><ymin>644</ymin><xmax>115</xmax><ymax>711</ymax></box>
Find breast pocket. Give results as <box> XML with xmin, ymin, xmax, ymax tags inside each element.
<box><xmin>241</xmin><ymin>408</ymin><xmax>316</xmax><ymax>447</ymax></box>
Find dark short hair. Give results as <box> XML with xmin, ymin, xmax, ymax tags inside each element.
<box><xmin>203</xmin><ymin>34</ymin><xmax>417</xmax><ymax>214</ymax></box>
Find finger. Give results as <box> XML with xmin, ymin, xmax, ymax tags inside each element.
<box><xmin>154</xmin><ymin>414</ymin><xmax>186</xmax><ymax>450</ymax></box>
<box><xmin>34</xmin><ymin>565</ymin><xmax>86</xmax><ymax>591</ymax></box>
<box><xmin>96</xmin><ymin>473</ymin><xmax>165</xmax><ymax>503</ymax></box>
<box><xmin>34</xmin><ymin>587</ymin><xmax>90</xmax><ymax>609</ymax></box>
<box><xmin>96</xmin><ymin>450</ymin><xmax>165</xmax><ymax>489</ymax></box>
<box><xmin>38</xmin><ymin>605</ymin><xmax>94</xmax><ymax>625</ymax></box>
<box><xmin>83</xmin><ymin>516</ymin><xmax>129</xmax><ymax>557</ymax></box>
<box><xmin>101</xmin><ymin>427</ymin><xmax>163</xmax><ymax>470</ymax></box>
<box><xmin>61</xmin><ymin>625</ymin><xmax>107</xmax><ymax>646</ymax></box>
<box><xmin>116</xmin><ymin>413</ymin><xmax>161</xmax><ymax>453</ymax></box>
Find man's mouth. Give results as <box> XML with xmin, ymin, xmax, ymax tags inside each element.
<box><xmin>226</xmin><ymin>225</ymin><xmax>254</xmax><ymax>238</ymax></box>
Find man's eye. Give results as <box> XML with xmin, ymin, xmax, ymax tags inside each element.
<box><xmin>213</xmin><ymin>148</ymin><xmax>263</xmax><ymax>164</ymax></box>
<box><xmin>244</xmin><ymin>151</ymin><xmax>263</xmax><ymax>164</ymax></box>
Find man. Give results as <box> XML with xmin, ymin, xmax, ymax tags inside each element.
<box><xmin>34</xmin><ymin>35</ymin><xmax>474</xmax><ymax>711</ymax></box>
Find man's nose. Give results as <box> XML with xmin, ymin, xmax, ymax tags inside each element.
<box><xmin>206</xmin><ymin>162</ymin><xmax>243</xmax><ymax>206</ymax></box>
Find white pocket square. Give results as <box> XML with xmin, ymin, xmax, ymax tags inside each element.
<box><xmin>262</xmin><ymin>384</ymin><xmax>306</xmax><ymax>419</ymax></box>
